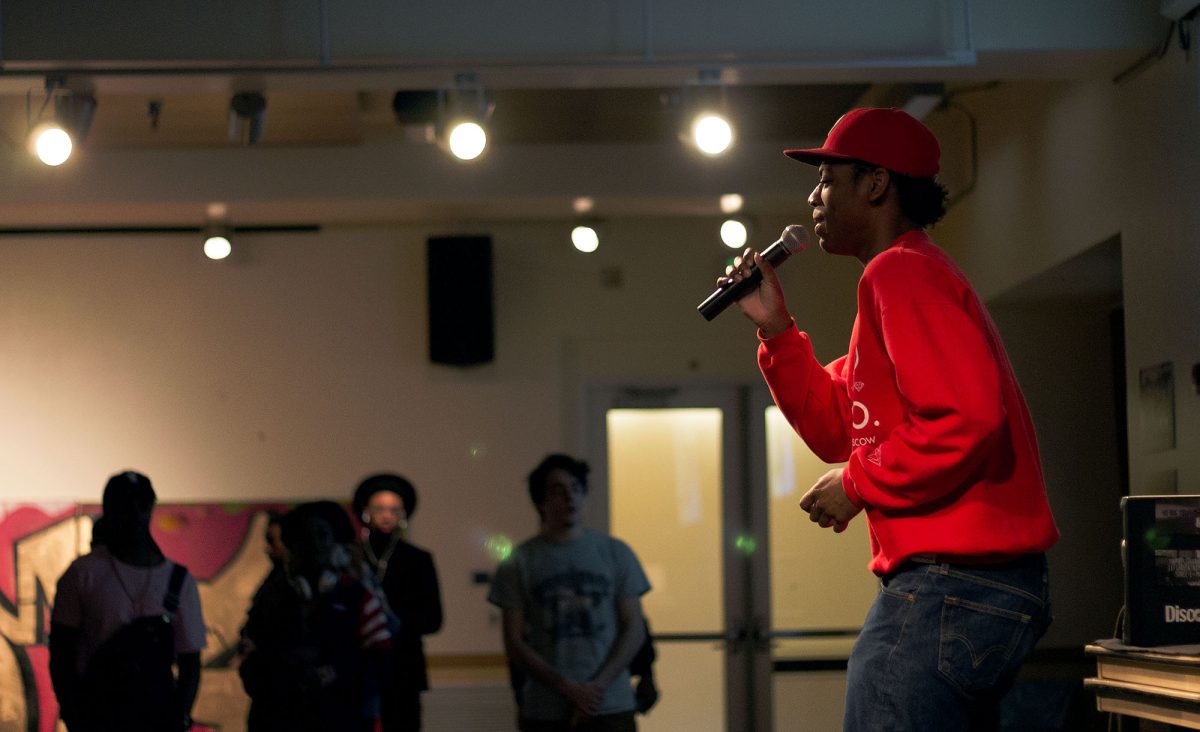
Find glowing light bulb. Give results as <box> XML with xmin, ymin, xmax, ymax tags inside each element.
<box><xmin>572</xmin><ymin>225</ymin><xmax>599</xmax><ymax>253</ymax></box>
<box><xmin>448</xmin><ymin>121</ymin><xmax>487</xmax><ymax>160</ymax></box>
<box><xmin>33</xmin><ymin>126</ymin><xmax>73</xmax><ymax>166</ymax></box>
<box><xmin>204</xmin><ymin>235</ymin><xmax>232</xmax><ymax>260</ymax></box>
<box><xmin>720</xmin><ymin>219</ymin><xmax>748</xmax><ymax>249</ymax></box>
<box><xmin>693</xmin><ymin>113</ymin><xmax>733</xmax><ymax>156</ymax></box>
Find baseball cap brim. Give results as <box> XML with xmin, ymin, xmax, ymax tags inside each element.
<box><xmin>783</xmin><ymin>148</ymin><xmax>860</xmax><ymax>166</ymax></box>
<box><xmin>782</xmin><ymin>108</ymin><xmax>941</xmax><ymax>177</ymax></box>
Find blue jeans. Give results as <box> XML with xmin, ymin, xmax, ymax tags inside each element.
<box><xmin>843</xmin><ymin>554</ymin><xmax>1051</xmax><ymax>732</ymax></box>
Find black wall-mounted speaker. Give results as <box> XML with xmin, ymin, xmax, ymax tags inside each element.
<box><xmin>427</xmin><ymin>235</ymin><xmax>494</xmax><ymax>366</ymax></box>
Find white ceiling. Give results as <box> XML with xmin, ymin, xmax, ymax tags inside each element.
<box><xmin>0</xmin><ymin>0</ymin><xmax>1169</xmax><ymax>227</ymax></box>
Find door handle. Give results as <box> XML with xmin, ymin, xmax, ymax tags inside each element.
<box><xmin>749</xmin><ymin>617</ymin><xmax>772</xmax><ymax>652</ymax></box>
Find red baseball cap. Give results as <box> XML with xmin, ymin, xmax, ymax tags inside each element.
<box><xmin>784</xmin><ymin>107</ymin><xmax>940</xmax><ymax>178</ymax></box>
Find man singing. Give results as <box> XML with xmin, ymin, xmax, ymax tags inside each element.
<box><xmin>722</xmin><ymin>107</ymin><xmax>1059</xmax><ymax>730</ymax></box>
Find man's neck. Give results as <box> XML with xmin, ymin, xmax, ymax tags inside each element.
<box><xmin>367</xmin><ymin>528</ymin><xmax>399</xmax><ymax>550</ymax></box>
<box><xmin>540</xmin><ymin>522</ymin><xmax>584</xmax><ymax>543</ymax></box>
<box><xmin>858</xmin><ymin>216</ymin><xmax>922</xmax><ymax>265</ymax></box>
<box><xmin>109</xmin><ymin>540</ymin><xmax>163</xmax><ymax>567</ymax></box>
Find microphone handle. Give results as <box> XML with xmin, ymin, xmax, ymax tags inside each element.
<box><xmin>697</xmin><ymin>268</ymin><xmax>764</xmax><ymax>321</ymax></box>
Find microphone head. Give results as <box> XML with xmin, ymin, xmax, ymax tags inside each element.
<box><xmin>779</xmin><ymin>224</ymin><xmax>808</xmax><ymax>254</ymax></box>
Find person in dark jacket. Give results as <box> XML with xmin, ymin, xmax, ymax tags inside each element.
<box><xmin>238</xmin><ymin>503</ymin><xmax>392</xmax><ymax>732</ymax></box>
<box><xmin>354</xmin><ymin>473</ymin><xmax>444</xmax><ymax>731</ymax></box>
<box><xmin>238</xmin><ymin>510</ymin><xmax>288</xmax><ymax>731</ymax></box>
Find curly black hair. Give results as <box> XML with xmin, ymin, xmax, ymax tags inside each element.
<box><xmin>851</xmin><ymin>162</ymin><xmax>948</xmax><ymax>228</ymax></box>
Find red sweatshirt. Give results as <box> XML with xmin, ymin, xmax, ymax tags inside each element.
<box><xmin>759</xmin><ymin>231</ymin><xmax>1059</xmax><ymax>575</ymax></box>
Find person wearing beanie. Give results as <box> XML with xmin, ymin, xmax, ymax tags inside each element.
<box><xmin>353</xmin><ymin>473</ymin><xmax>443</xmax><ymax>731</ymax></box>
<box><xmin>49</xmin><ymin>470</ymin><xmax>207</xmax><ymax>731</ymax></box>
<box><xmin>720</xmin><ymin>108</ymin><xmax>1059</xmax><ymax>730</ymax></box>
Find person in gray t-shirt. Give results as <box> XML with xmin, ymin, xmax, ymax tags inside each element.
<box><xmin>489</xmin><ymin>454</ymin><xmax>651</xmax><ymax>732</ymax></box>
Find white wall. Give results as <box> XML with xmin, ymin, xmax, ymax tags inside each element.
<box><xmin>933</xmin><ymin>48</ymin><xmax>1200</xmax><ymax>496</ymax></box>
<box><xmin>992</xmin><ymin>294</ymin><xmax>1125</xmax><ymax>647</ymax></box>
<box><xmin>0</xmin><ymin>216</ymin><xmax>862</xmax><ymax>655</ymax></box>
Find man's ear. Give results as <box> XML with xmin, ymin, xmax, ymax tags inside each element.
<box><xmin>866</xmin><ymin>167</ymin><xmax>892</xmax><ymax>204</ymax></box>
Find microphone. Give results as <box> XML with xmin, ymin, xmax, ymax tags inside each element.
<box><xmin>697</xmin><ymin>224</ymin><xmax>808</xmax><ymax>321</ymax></box>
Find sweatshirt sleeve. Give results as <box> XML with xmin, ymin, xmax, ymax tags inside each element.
<box><xmin>843</xmin><ymin>254</ymin><xmax>1006</xmax><ymax>511</ymax></box>
<box><xmin>757</xmin><ymin>323</ymin><xmax>855</xmax><ymax>464</ymax></box>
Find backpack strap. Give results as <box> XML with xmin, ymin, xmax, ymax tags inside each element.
<box><xmin>163</xmin><ymin>563</ymin><xmax>188</xmax><ymax>614</ymax></box>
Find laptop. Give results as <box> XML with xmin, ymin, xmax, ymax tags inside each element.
<box><xmin>1122</xmin><ymin>495</ymin><xmax>1200</xmax><ymax>647</ymax></box>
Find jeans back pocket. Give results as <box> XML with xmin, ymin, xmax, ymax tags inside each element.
<box><xmin>938</xmin><ymin>594</ymin><xmax>1035</xmax><ymax>694</ymax></box>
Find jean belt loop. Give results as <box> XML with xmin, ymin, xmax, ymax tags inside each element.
<box><xmin>909</xmin><ymin>553</ymin><xmax>955</xmax><ymax>574</ymax></box>
<box><xmin>909</xmin><ymin>553</ymin><xmax>942</xmax><ymax>572</ymax></box>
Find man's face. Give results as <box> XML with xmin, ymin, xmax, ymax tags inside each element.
<box><xmin>807</xmin><ymin>162</ymin><xmax>871</xmax><ymax>257</ymax></box>
<box><xmin>365</xmin><ymin>490</ymin><xmax>406</xmax><ymax>534</ymax></box>
<box><xmin>265</xmin><ymin>523</ymin><xmax>288</xmax><ymax>567</ymax></box>
<box><xmin>539</xmin><ymin>468</ymin><xmax>586</xmax><ymax>529</ymax></box>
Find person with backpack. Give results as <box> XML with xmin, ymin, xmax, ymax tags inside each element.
<box><xmin>49</xmin><ymin>470</ymin><xmax>207</xmax><ymax>732</ymax></box>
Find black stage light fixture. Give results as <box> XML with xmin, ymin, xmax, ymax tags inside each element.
<box><xmin>229</xmin><ymin>91</ymin><xmax>268</xmax><ymax>145</ymax></box>
<box><xmin>27</xmin><ymin>78</ymin><xmax>97</xmax><ymax>166</ymax></box>
<box><xmin>437</xmin><ymin>73</ymin><xmax>494</xmax><ymax>161</ymax></box>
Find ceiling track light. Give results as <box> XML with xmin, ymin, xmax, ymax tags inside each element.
<box><xmin>229</xmin><ymin>91</ymin><xmax>268</xmax><ymax>145</ymax></box>
<box><xmin>26</xmin><ymin>77</ymin><xmax>96</xmax><ymax>166</ymax></box>
<box><xmin>203</xmin><ymin>223</ymin><xmax>233</xmax><ymax>260</ymax></box>
<box><xmin>392</xmin><ymin>90</ymin><xmax>440</xmax><ymax>143</ymax></box>
<box><xmin>720</xmin><ymin>216</ymin><xmax>752</xmax><ymax>249</ymax></box>
<box><xmin>676</xmin><ymin>69</ymin><xmax>735</xmax><ymax>157</ymax></box>
<box><xmin>438</xmin><ymin>73</ymin><xmax>494</xmax><ymax>161</ymax></box>
<box><xmin>571</xmin><ymin>220</ymin><xmax>603</xmax><ymax>253</ymax></box>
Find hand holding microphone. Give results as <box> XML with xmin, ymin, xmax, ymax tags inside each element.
<box><xmin>697</xmin><ymin>224</ymin><xmax>808</xmax><ymax>324</ymax></box>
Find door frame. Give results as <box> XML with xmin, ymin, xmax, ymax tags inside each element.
<box><xmin>583</xmin><ymin>382</ymin><xmax>773</xmax><ymax>732</ymax></box>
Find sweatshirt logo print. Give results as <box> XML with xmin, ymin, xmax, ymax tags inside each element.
<box><xmin>852</xmin><ymin>402</ymin><xmax>870</xmax><ymax>430</ymax></box>
<box><xmin>850</xmin><ymin>347</ymin><xmax>881</xmax><ymax>451</ymax></box>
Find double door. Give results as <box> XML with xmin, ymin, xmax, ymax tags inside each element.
<box><xmin>585</xmin><ymin>385</ymin><xmax>876</xmax><ymax>731</ymax></box>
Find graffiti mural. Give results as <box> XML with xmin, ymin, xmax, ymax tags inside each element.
<box><xmin>0</xmin><ymin>502</ymin><xmax>288</xmax><ymax>732</ymax></box>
